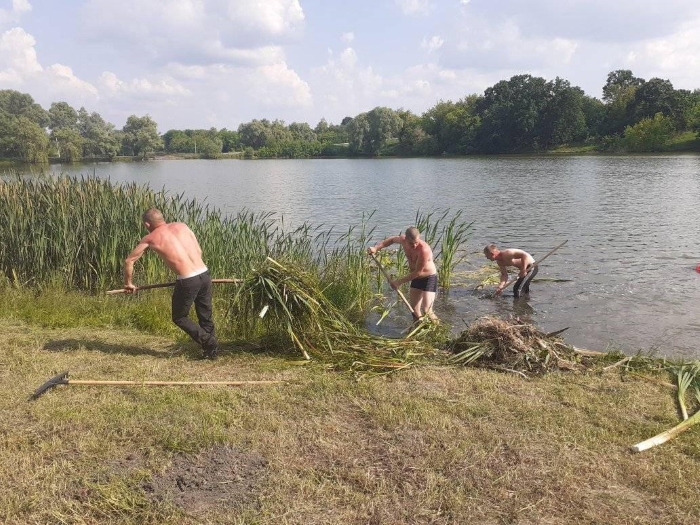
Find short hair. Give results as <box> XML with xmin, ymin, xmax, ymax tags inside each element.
<box><xmin>142</xmin><ymin>208</ymin><xmax>164</xmax><ymax>224</ymax></box>
<box><xmin>405</xmin><ymin>227</ymin><xmax>420</xmax><ymax>241</ymax></box>
<box><xmin>484</xmin><ymin>244</ymin><xmax>497</xmax><ymax>255</ymax></box>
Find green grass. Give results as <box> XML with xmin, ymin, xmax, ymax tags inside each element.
<box><xmin>2</xmin><ymin>318</ymin><xmax>700</xmax><ymax>523</ymax></box>
<box><xmin>662</xmin><ymin>131</ymin><xmax>700</xmax><ymax>152</ymax></box>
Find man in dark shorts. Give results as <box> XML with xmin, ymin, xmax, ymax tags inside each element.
<box><xmin>368</xmin><ymin>227</ymin><xmax>438</xmax><ymax>321</ymax></box>
<box><xmin>483</xmin><ymin>244</ymin><xmax>538</xmax><ymax>298</ymax></box>
<box><xmin>123</xmin><ymin>208</ymin><xmax>219</xmax><ymax>359</ymax></box>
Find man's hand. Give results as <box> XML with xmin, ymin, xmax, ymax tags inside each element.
<box><xmin>494</xmin><ymin>286</ymin><xmax>503</xmax><ymax>296</ymax></box>
<box><xmin>124</xmin><ymin>283</ymin><xmax>138</xmax><ymax>294</ymax></box>
<box><xmin>389</xmin><ymin>279</ymin><xmax>399</xmax><ymax>290</ymax></box>
<box><xmin>367</xmin><ymin>246</ymin><xmax>377</xmax><ymax>255</ymax></box>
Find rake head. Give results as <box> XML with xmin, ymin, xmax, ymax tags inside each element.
<box><xmin>29</xmin><ymin>370</ymin><xmax>70</xmax><ymax>401</ymax></box>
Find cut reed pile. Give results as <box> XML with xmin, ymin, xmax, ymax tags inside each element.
<box><xmin>232</xmin><ymin>257</ymin><xmax>439</xmax><ymax>375</ymax></box>
<box><xmin>448</xmin><ymin>316</ymin><xmax>589</xmax><ymax>376</ymax></box>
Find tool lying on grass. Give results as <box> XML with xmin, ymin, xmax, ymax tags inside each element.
<box><xmin>368</xmin><ymin>252</ymin><xmax>416</xmax><ymax>319</ymax></box>
<box><xmin>489</xmin><ymin>239</ymin><xmax>568</xmax><ymax>297</ymax></box>
<box><xmin>106</xmin><ymin>278</ymin><xmax>241</xmax><ymax>295</ymax></box>
<box><xmin>29</xmin><ymin>370</ymin><xmax>283</xmax><ymax>400</ymax></box>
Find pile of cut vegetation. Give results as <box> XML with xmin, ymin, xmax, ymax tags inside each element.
<box><xmin>233</xmin><ymin>257</ymin><xmax>437</xmax><ymax>375</ymax></box>
<box><xmin>447</xmin><ymin>316</ymin><xmax>590</xmax><ymax>376</ymax></box>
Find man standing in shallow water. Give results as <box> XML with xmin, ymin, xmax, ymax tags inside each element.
<box><xmin>368</xmin><ymin>227</ymin><xmax>438</xmax><ymax>321</ymax></box>
<box><xmin>124</xmin><ymin>208</ymin><xmax>219</xmax><ymax>359</ymax></box>
<box><xmin>483</xmin><ymin>244</ymin><xmax>538</xmax><ymax>298</ymax></box>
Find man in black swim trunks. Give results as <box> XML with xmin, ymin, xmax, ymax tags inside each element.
<box><xmin>368</xmin><ymin>227</ymin><xmax>438</xmax><ymax>321</ymax></box>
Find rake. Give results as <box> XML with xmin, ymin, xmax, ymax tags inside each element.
<box><xmin>29</xmin><ymin>370</ymin><xmax>283</xmax><ymax>400</ymax></box>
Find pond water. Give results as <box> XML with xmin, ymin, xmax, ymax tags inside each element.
<box><xmin>41</xmin><ymin>155</ymin><xmax>700</xmax><ymax>358</ymax></box>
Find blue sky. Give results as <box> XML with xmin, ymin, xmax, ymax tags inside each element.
<box><xmin>2</xmin><ymin>0</ymin><xmax>700</xmax><ymax>131</ymax></box>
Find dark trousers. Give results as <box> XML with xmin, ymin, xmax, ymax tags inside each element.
<box><xmin>171</xmin><ymin>271</ymin><xmax>216</xmax><ymax>349</ymax></box>
<box><xmin>513</xmin><ymin>264</ymin><xmax>538</xmax><ymax>298</ymax></box>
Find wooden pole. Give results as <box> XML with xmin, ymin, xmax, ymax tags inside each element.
<box><xmin>106</xmin><ymin>278</ymin><xmax>241</xmax><ymax>295</ymax></box>
<box><xmin>369</xmin><ymin>252</ymin><xmax>415</xmax><ymax>317</ymax></box>
<box><xmin>66</xmin><ymin>379</ymin><xmax>283</xmax><ymax>386</ymax></box>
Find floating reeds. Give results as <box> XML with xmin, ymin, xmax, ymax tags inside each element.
<box><xmin>447</xmin><ymin>316</ymin><xmax>586</xmax><ymax>375</ymax></box>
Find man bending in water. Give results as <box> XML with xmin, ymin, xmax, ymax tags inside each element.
<box><xmin>368</xmin><ymin>227</ymin><xmax>438</xmax><ymax>321</ymax></box>
<box><xmin>483</xmin><ymin>244</ymin><xmax>538</xmax><ymax>298</ymax></box>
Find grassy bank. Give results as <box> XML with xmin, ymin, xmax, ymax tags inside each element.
<box><xmin>2</xmin><ymin>317</ymin><xmax>699</xmax><ymax>524</ymax></box>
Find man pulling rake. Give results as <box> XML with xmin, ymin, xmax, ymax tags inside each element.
<box><xmin>368</xmin><ymin>227</ymin><xmax>439</xmax><ymax>322</ymax></box>
<box><xmin>122</xmin><ymin>208</ymin><xmax>220</xmax><ymax>360</ymax></box>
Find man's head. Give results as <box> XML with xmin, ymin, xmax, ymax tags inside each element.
<box><xmin>405</xmin><ymin>227</ymin><xmax>421</xmax><ymax>247</ymax></box>
<box><xmin>142</xmin><ymin>208</ymin><xmax>165</xmax><ymax>232</ymax></box>
<box><xmin>484</xmin><ymin>244</ymin><xmax>498</xmax><ymax>261</ymax></box>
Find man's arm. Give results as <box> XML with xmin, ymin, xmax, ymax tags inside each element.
<box><xmin>123</xmin><ymin>240</ymin><xmax>150</xmax><ymax>291</ymax></box>
<box><xmin>367</xmin><ymin>235</ymin><xmax>402</xmax><ymax>255</ymax></box>
<box><xmin>495</xmin><ymin>264</ymin><xmax>509</xmax><ymax>295</ymax></box>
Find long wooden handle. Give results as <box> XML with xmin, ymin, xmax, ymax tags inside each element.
<box><xmin>369</xmin><ymin>252</ymin><xmax>414</xmax><ymax>315</ymax></box>
<box><xmin>499</xmin><ymin>240</ymin><xmax>568</xmax><ymax>293</ymax></box>
<box><xmin>106</xmin><ymin>278</ymin><xmax>242</xmax><ymax>295</ymax></box>
<box><xmin>66</xmin><ymin>380</ymin><xmax>283</xmax><ymax>386</ymax></box>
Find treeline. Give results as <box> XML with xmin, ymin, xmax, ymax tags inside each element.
<box><xmin>2</xmin><ymin>70</ymin><xmax>699</xmax><ymax>163</ymax></box>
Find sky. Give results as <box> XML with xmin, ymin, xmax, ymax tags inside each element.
<box><xmin>1</xmin><ymin>0</ymin><xmax>700</xmax><ymax>132</ymax></box>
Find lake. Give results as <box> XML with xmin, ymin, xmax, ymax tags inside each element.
<box><xmin>40</xmin><ymin>155</ymin><xmax>700</xmax><ymax>358</ymax></box>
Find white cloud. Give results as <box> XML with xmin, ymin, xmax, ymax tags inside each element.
<box><xmin>395</xmin><ymin>0</ymin><xmax>431</xmax><ymax>16</ymax></box>
<box><xmin>622</xmin><ymin>16</ymin><xmax>700</xmax><ymax>90</ymax></box>
<box><xmin>0</xmin><ymin>27</ymin><xmax>99</xmax><ymax>108</ymax></box>
<box><xmin>341</xmin><ymin>32</ymin><xmax>354</xmax><ymax>43</ymax></box>
<box><xmin>0</xmin><ymin>0</ymin><xmax>31</xmax><ymax>28</ymax></box>
<box><xmin>99</xmin><ymin>71</ymin><xmax>190</xmax><ymax>99</ymax></box>
<box><xmin>81</xmin><ymin>0</ymin><xmax>305</xmax><ymax>66</ymax></box>
<box><xmin>45</xmin><ymin>64</ymin><xmax>99</xmax><ymax>98</ymax></box>
<box><xmin>250</xmin><ymin>62</ymin><xmax>312</xmax><ymax>108</ymax></box>
<box><xmin>312</xmin><ymin>47</ymin><xmax>384</xmax><ymax>119</ymax></box>
<box><xmin>421</xmin><ymin>36</ymin><xmax>444</xmax><ymax>53</ymax></box>
<box><xmin>0</xmin><ymin>27</ymin><xmax>41</xmax><ymax>84</ymax></box>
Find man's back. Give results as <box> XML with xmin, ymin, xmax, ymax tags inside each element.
<box><xmin>145</xmin><ymin>222</ymin><xmax>206</xmax><ymax>277</ymax></box>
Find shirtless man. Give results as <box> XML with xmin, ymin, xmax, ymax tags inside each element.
<box><xmin>124</xmin><ymin>208</ymin><xmax>218</xmax><ymax>359</ymax></box>
<box><xmin>483</xmin><ymin>244</ymin><xmax>537</xmax><ymax>298</ymax></box>
<box><xmin>368</xmin><ymin>227</ymin><xmax>438</xmax><ymax>321</ymax></box>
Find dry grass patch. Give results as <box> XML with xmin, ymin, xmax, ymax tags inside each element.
<box><xmin>1</xmin><ymin>319</ymin><xmax>700</xmax><ymax>524</ymax></box>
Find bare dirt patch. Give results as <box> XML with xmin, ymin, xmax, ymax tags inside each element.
<box><xmin>142</xmin><ymin>445</ymin><xmax>268</xmax><ymax>515</ymax></box>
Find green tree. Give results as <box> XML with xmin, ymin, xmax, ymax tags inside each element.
<box><xmin>0</xmin><ymin>90</ymin><xmax>49</xmax><ymax>127</ymax></box>
<box><xmin>121</xmin><ymin>115</ymin><xmax>162</xmax><ymax>158</ymax></box>
<box><xmin>218</xmin><ymin>128</ymin><xmax>239</xmax><ymax>153</ymax></box>
<box><xmin>601</xmin><ymin>70</ymin><xmax>644</xmax><ymax>135</ymax></box>
<box><xmin>48</xmin><ymin>101</ymin><xmax>78</xmax><ymax>131</ymax></box>
<box><xmin>624</xmin><ymin>113</ymin><xmax>674</xmax><ymax>152</ymax></box>
<box><xmin>52</xmin><ymin>128</ymin><xmax>84</xmax><ymax>162</ymax></box>
<box><xmin>476</xmin><ymin>74</ymin><xmax>550</xmax><ymax>152</ymax></box>
<box><xmin>12</xmin><ymin>116</ymin><xmax>49</xmax><ymax>163</ymax></box>
<box><xmin>78</xmin><ymin>108</ymin><xmax>120</xmax><ymax>158</ymax></box>
<box><xmin>422</xmin><ymin>96</ymin><xmax>481</xmax><ymax>154</ymax></box>
<box><xmin>347</xmin><ymin>107</ymin><xmax>402</xmax><ymax>155</ymax></box>
<box><xmin>538</xmin><ymin>77</ymin><xmax>587</xmax><ymax>147</ymax></box>
<box><xmin>288</xmin><ymin>122</ymin><xmax>316</xmax><ymax>142</ymax></box>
